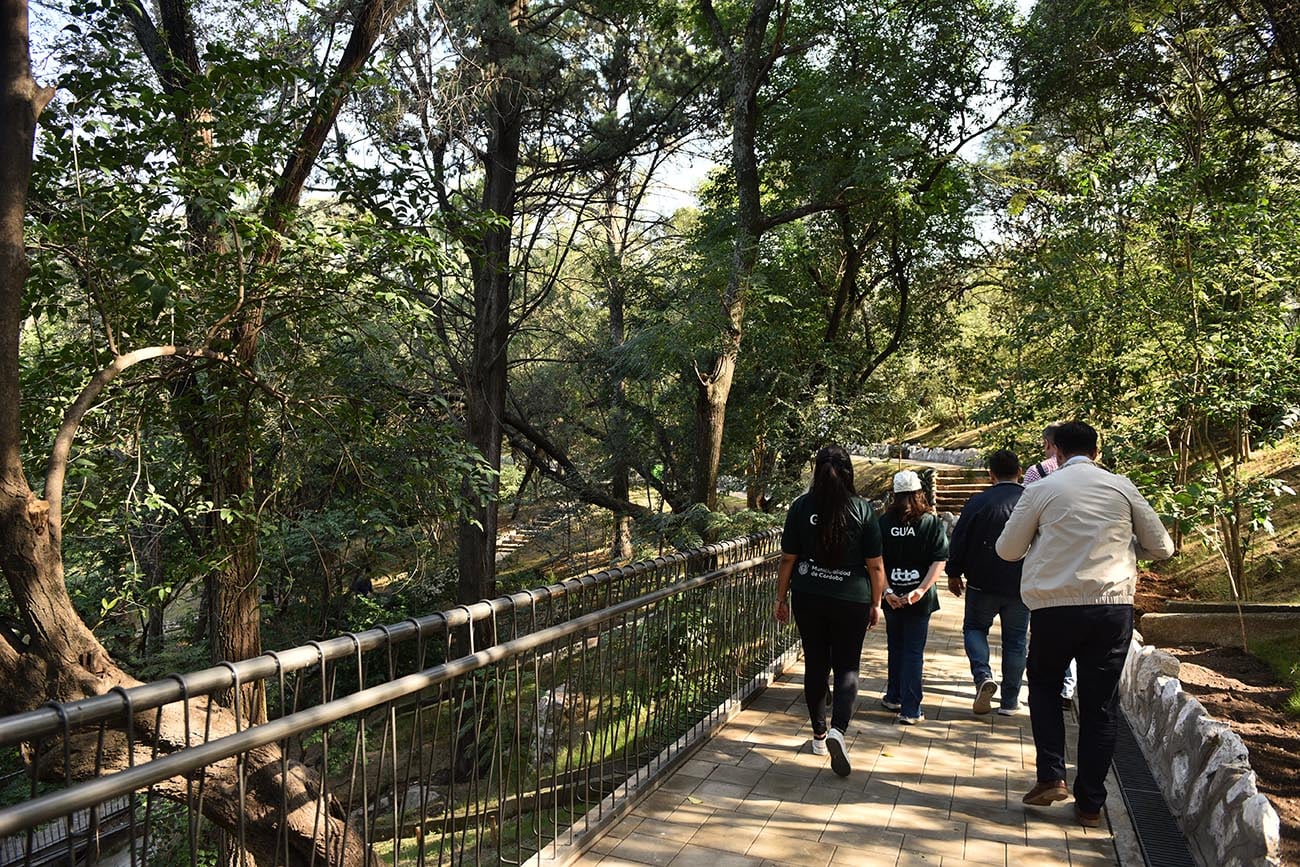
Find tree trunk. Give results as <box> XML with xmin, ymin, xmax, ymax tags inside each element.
<box><xmin>454</xmin><ymin>176</ymin><xmax>516</xmax><ymax>603</ymax></box>
<box><xmin>207</xmin><ymin>358</ymin><xmax>267</xmax><ymax>722</ymax></box>
<box><xmin>692</xmin><ymin>0</ymin><xmax>775</xmax><ymax>509</ymax></box>
<box><xmin>610</xmin><ymin>470</ymin><xmax>633</xmax><ymax>560</ymax></box>
<box><xmin>746</xmin><ymin>435</ymin><xmax>773</xmax><ymax>511</ymax></box>
<box><xmin>602</xmin><ymin>152</ymin><xmax>634</xmax><ymax>562</ymax></box>
<box><xmin>1173</xmin><ymin>419</ymin><xmax>1193</xmax><ymax>549</ymax></box>
<box><xmin>455</xmin><ymin>1</ymin><xmax>526</xmax><ymax>605</ymax></box>
<box><xmin>692</xmin><ymin>350</ymin><xmax>737</xmax><ymax>510</ymax></box>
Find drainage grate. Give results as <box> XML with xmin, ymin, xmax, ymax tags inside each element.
<box><xmin>1113</xmin><ymin>711</ymin><xmax>1198</xmax><ymax>867</ymax></box>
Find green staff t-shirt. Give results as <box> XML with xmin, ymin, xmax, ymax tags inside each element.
<box><xmin>878</xmin><ymin>511</ymin><xmax>949</xmax><ymax>616</ymax></box>
<box><xmin>781</xmin><ymin>494</ymin><xmax>883</xmax><ymax>604</ymax></box>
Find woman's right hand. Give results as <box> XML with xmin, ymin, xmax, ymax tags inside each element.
<box><xmin>774</xmin><ymin>597</ymin><xmax>790</xmax><ymax>624</ymax></box>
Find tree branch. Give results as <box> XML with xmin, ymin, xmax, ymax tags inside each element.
<box><xmin>757</xmin><ymin>196</ymin><xmax>847</xmax><ymax>234</ymax></box>
<box><xmin>502</xmin><ymin>411</ymin><xmax>653</xmax><ymax>520</ymax></box>
<box><xmin>43</xmin><ymin>347</ymin><xmax>284</xmax><ymax>528</ymax></box>
<box><xmin>261</xmin><ymin>0</ymin><xmax>406</xmax><ymax>250</ymax></box>
<box><xmin>119</xmin><ymin>0</ymin><xmax>185</xmax><ymax>92</ymax></box>
<box><xmin>0</xmin><ymin>626</ymin><xmax>20</xmax><ymax>682</ymax></box>
<box><xmin>855</xmin><ymin>226</ymin><xmax>911</xmax><ymax>387</ymax></box>
<box><xmin>698</xmin><ymin>0</ymin><xmax>736</xmax><ymax>66</ymax></box>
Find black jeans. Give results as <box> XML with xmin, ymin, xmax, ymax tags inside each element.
<box><xmin>1027</xmin><ymin>604</ymin><xmax>1133</xmax><ymax>812</ymax></box>
<box><xmin>791</xmin><ymin>590</ymin><xmax>872</xmax><ymax>735</ymax></box>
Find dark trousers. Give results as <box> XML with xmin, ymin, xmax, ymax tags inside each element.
<box><xmin>1027</xmin><ymin>604</ymin><xmax>1133</xmax><ymax>812</ymax></box>
<box><xmin>791</xmin><ymin>590</ymin><xmax>872</xmax><ymax>735</ymax></box>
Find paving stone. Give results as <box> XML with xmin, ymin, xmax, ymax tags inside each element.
<box><xmin>707</xmin><ymin>764</ymin><xmax>765</xmax><ymax>787</ymax></box>
<box><xmin>656</xmin><ymin>775</ymin><xmax>703</xmax><ymax>796</ymax></box>
<box><xmin>818</xmin><ymin>824</ymin><xmax>906</xmax><ymax>858</ymax></box>
<box><xmin>901</xmin><ymin>830</ymin><xmax>966</xmax><ymax>859</ymax></box>
<box><xmin>1065</xmin><ymin>830</ymin><xmax>1121</xmax><ymax>862</ymax></box>
<box><xmin>961</xmin><ymin>835</ymin><xmax>1008</xmax><ymax>865</ymax></box>
<box><xmin>606</xmin><ymin>830</ymin><xmax>686</xmax><ymax>866</ymax></box>
<box><xmin>631</xmin><ymin>791</ymin><xmax>688</xmax><ymax>821</ymax></box>
<box><xmin>590</xmin><ymin>832</ymin><xmax>622</xmax><ymax>853</ymax></box>
<box><xmin>676</xmin><ymin>759</ymin><xmax>718</xmax><ymax>779</ymax></box>
<box><xmin>746</xmin><ymin>828</ymin><xmax>836</xmax><ymax>865</ymax></box>
<box><xmin>605</xmin><ymin>816</ymin><xmax>644</xmax><ymax>838</ymax></box>
<box><xmin>731</xmin><ymin>792</ymin><xmax>782</xmax><ymax>821</ymax></box>
<box><xmin>694</xmin><ymin>742</ymin><xmax>752</xmax><ymax>765</ymax></box>
<box><xmin>888</xmin><ymin>804</ymin><xmax>965</xmax><ymax>839</ymax></box>
<box><xmin>632</xmin><ymin>819</ymin><xmax>706</xmax><ymax>845</ymax></box>
<box><xmin>688</xmin><ymin>780</ymin><xmax>753</xmax><ymax>812</ymax></box>
<box><xmin>958</xmin><ymin>808</ymin><xmax>1025</xmax><ymax>846</ymax></box>
<box><xmin>748</xmin><ymin>770</ymin><xmax>811</xmax><ymax>801</ymax></box>
<box><xmin>735</xmin><ymin>750</ymin><xmax>776</xmax><ymax>772</ymax></box>
<box><xmin>686</xmin><ymin>814</ymin><xmax>766</xmax><ymax>854</ymax></box>
<box><xmin>666</xmin><ymin>845</ymin><xmax>764</xmax><ymax>867</ymax></box>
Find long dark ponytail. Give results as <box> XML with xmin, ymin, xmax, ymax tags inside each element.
<box><xmin>811</xmin><ymin>445</ymin><xmax>856</xmax><ymax>563</ymax></box>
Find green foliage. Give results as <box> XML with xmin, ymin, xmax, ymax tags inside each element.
<box><xmin>971</xmin><ymin>0</ymin><xmax>1300</xmax><ymax>597</ymax></box>
<box><xmin>20</xmin><ymin>0</ymin><xmax>495</xmax><ymax>672</ymax></box>
<box><xmin>1249</xmin><ymin>634</ymin><xmax>1300</xmax><ymax>717</ymax></box>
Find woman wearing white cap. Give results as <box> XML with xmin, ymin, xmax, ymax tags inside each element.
<box><xmin>879</xmin><ymin>470</ymin><xmax>949</xmax><ymax>724</ymax></box>
<box><xmin>775</xmin><ymin>445</ymin><xmax>887</xmax><ymax>776</ymax></box>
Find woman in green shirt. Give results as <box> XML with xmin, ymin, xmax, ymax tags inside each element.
<box><xmin>775</xmin><ymin>445</ymin><xmax>887</xmax><ymax>776</ymax></box>
<box><xmin>879</xmin><ymin>470</ymin><xmax>949</xmax><ymax>725</ymax></box>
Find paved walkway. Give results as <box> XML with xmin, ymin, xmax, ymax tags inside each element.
<box><xmin>577</xmin><ymin>603</ymin><xmax>1127</xmax><ymax>866</ymax></box>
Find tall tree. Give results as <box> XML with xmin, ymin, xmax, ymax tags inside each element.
<box><xmin>353</xmin><ymin>0</ymin><xmax>704</xmax><ymax>595</ymax></box>
<box><xmin>117</xmin><ymin>0</ymin><xmax>401</xmax><ymax>718</ymax></box>
<box><xmin>1</xmin><ymin>0</ymin><xmax>373</xmax><ymax>862</ymax></box>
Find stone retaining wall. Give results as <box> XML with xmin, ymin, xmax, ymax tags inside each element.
<box><xmin>1119</xmin><ymin>638</ymin><xmax>1282</xmax><ymax>866</ymax></box>
<box><xmin>849</xmin><ymin>443</ymin><xmax>984</xmax><ymax>467</ymax></box>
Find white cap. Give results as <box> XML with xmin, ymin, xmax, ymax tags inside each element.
<box><xmin>893</xmin><ymin>470</ymin><xmax>922</xmax><ymax>493</ymax></box>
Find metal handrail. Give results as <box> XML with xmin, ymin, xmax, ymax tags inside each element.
<box><xmin>0</xmin><ymin>530</ymin><xmax>778</xmax><ymax>747</ymax></box>
<box><xmin>0</xmin><ymin>529</ymin><xmax>789</xmax><ymax>866</ymax></box>
<box><xmin>0</xmin><ymin>553</ymin><xmax>773</xmax><ymax>838</ymax></box>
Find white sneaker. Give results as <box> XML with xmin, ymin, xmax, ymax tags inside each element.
<box><xmin>825</xmin><ymin>728</ymin><xmax>851</xmax><ymax>777</ymax></box>
<box><xmin>973</xmin><ymin>679</ymin><xmax>998</xmax><ymax>714</ymax></box>
<box><xmin>996</xmin><ymin>705</ymin><xmax>1022</xmax><ymax>716</ymax></box>
<box><xmin>811</xmin><ymin>736</ymin><xmax>828</xmax><ymax>756</ymax></box>
<box><xmin>897</xmin><ymin>713</ymin><xmax>925</xmax><ymax>725</ymax></box>
<box><xmin>880</xmin><ymin>698</ymin><xmax>902</xmax><ymax>711</ymax></box>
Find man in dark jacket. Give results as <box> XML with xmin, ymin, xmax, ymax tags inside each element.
<box><xmin>947</xmin><ymin>449</ymin><xmax>1026</xmax><ymax>715</ymax></box>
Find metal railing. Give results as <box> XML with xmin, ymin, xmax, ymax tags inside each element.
<box><xmin>0</xmin><ymin>530</ymin><xmax>790</xmax><ymax>866</ymax></box>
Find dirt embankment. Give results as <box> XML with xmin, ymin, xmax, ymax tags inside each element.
<box><xmin>1163</xmin><ymin>644</ymin><xmax>1300</xmax><ymax>865</ymax></box>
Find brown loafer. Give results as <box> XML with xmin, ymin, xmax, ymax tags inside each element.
<box><xmin>1022</xmin><ymin>780</ymin><xmax>1070</xmax><ymax>806</ymax></box>
<box><xmin>1076</xmin><ymin>806</ymin><xmax>1102</xmax><ymax>828</ymax></box>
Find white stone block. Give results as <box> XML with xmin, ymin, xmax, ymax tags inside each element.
<box><xmin>1240</xmin><ymin>793</ymin><xmax>1283</xmax><ymax>866</ymax></box>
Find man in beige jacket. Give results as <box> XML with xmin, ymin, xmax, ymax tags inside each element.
<box><xmin>996</xmin><ymin>421</ymin><xmax>1174</xmax><ymax>828</ymax></box>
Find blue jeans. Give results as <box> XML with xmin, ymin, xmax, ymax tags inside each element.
<box><xmin>962</xmin><ymin>587</ymin><xmax>1030</xmax><ymax>710</ymax></box>
<box><xmin>883</xmin><ymin>607</ymin><xmax>932</xmax><ymax>718</ymax></box>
